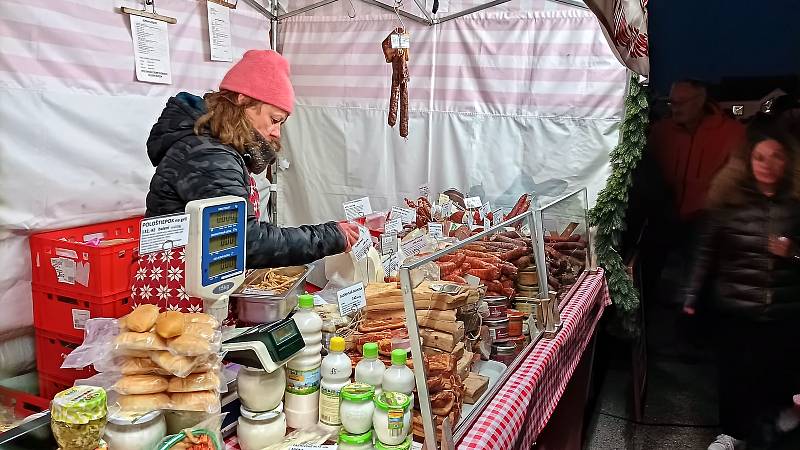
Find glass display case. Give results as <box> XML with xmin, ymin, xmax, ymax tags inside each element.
<box><xmin>396</xmin><ymin>189</ymin><xmax>593</xmax><ymax>449</ymax></box>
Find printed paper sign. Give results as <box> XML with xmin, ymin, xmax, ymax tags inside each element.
<box><xmin>343</xmin><ymin>197</ymin><xmax>372</xmax><ymax>221</ymax></box>
<box><xmin>428</xmin><ymin>223</ymin><xmax>444</xmax><ymax>239</ymax></box>
<box><xmin>402</xmin><ymin>235</ymin><xmax>426</xmax><ymax>256</ymax></box>
<box><xmin>438</xmin><ymin>194</ymin><xmax>451</xmax><ymax>206</ymax></box>
<box><xmin>72</xmin><ymin>309</ymin><xmax>90</xmax><ymax>330</ymax></box>
<box><xmin>419</xmin><ymin>184</ymin><xmax>430</xmax><ymax>199</ymax></box>
<box><xmin>391</xmin><ymin>206</ymin><xmax>417</xmax><ymax>225</ymax></box>
<box><xmin>520</xmin><ymin>222</ymin><xmax>531</xmax><ymax>237</ymax></box>
<box><xmin>290</xmin><ymin>445</ymin><xmax>338</xmax><ymax>450</ymax></box>
<box><xmin>464</xmin><ymin>196</ymin><xmax>482</xmax><ymax>209</ymax></box>
<box><xmin>480</xmin><ymin>202</ymin><xmax>491</xmax><ymax>219</ymax></box>
<box><xmin>351</xmin><ymin>227</ymin><xmax>371</xmax><ymax>261</ymax></box>
<box><xmin>382</xmin><ymin>252</ymin><xmax>401</xmax><ymax>275</ymax></box>
<box><xmin>381</xmin><ymin>233</ymin><xmax>398</xmax><ymax>256</ymax></box>
<box><xmin>385</xmin><ymin>218</ymin><xmax>403</xmax><ymax>234</ymax></box>
<box><xmin>390</xmin><ymin>33</ymin><xmax>410</xmax><ymax>49</ymax></box>
<box><xmin>337</xmin><ymin>283</ymin><xmax>366</xmax><ymax>317</ymax></box>
<box><xmin>483</xmin><ymin>218</ymin><xmax>490</xmax><ymax>229</ymax></box>
<box><xmin>139</xmin><ymin>214</ymin><xmax>190</xmax><ymax>255</ymax></box>
<box><xmin>492</xmin><ymin>208</ymin><xmax>503</xmax><ymax>226</ymax></box>
<box><xmin>51</xmin><ymin>258</ymin><xmax>76</xmax><ymax>285</ymax></box>
<box><xmin>412</xmin><ymin>442</ymin><xmax>424</xmax><ymax>450</ymax></box>
<box><xmin>465</xmin><ymin>211</ymin><xmax>474</xmax><ymax>227</ymax></box>
<box><xmin>130</xmin><ymin>14</ymin><xmax>172</xmax><ymax>84</ymax></box>
<box><xmin>207</xmin><ymin>0</ymin><xmax>233</xmax><ymax>62</ymax></box>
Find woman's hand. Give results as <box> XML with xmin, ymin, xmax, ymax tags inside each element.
<box><xmin>768</xmin><ymin>236</ymin><xmax>793</xmax><ymax>258</ymax></box>
<box><xmin>338</xmin><ymin>221</ymin><xmax>361</xmax><ymax>252</ymax></box>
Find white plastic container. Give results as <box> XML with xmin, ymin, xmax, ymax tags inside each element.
<box><xmin>238</xmin><ymin>366</ymin><xmax>286</xmax><ymax>412</ymax></box>
<box><xmin>338</xmin><ymin>429</ymin><xmax>376</xmax><ymax>450</ymax></box>
<box><xmin>339</xmin><ymin>383</ymin><xmax>376</xmax><ymax>435</ymax></box>
<box><xmin>319</xmin><ymin>336</ymin><xmax>352</xmax><ymax>426</ymax></box>
<box><xmin>285</xmin><ymin>294</ymin><xmax>323</xmax><ymax>429</ymax></box>
<box><xmin>372</xmin><ymin>391</ymin><xmax>412</xmax><ymax>446</ymax></box>
<box><xmin>103</xmin><ymin>411</ymin><xmax>167</xmax><ymax>450</ymax></box>
<box><xmin>355</xmin><ymin>342</ymin><xmax>385</xmax><ymax>394</ymax></box>
<box><xmin>237</xmin><ymin>404</ymin><xmax>287</xmax><ymax>450</ymax></box>
<box><xmin>382</xmin><ymin>349</ymin><xmax>415</xmax><ymax>402</ymax></box>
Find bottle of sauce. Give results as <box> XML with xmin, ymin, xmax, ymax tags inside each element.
<box><xmin>319</xmin><ymin>336</ymin><xmax>352</xmax><ymax>426</ymax></box>
<box><xmin>284</xmin><ymin>294</ymin><xmax>323</xmax><ymax>429</ymax></box>
<box><xmin>355</xmin><ymin>342</ymin><xmax>386</xmax><ymax>394</ymax></box>
<box><xmin>381</xmin><ymin>349</ymin><xmax>415</xmax><ymax>402</ymax></box>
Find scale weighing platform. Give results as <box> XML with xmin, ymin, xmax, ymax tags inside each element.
<box><xmin>185</xmin><ymin>196</ymin><xmax>304</xmax><ymax>373</ymax></box>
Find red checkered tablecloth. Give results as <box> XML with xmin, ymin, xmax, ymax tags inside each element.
<box><xmin>457</xmin><ymin>268</ymin><xmax>610</xmax><ymax>450</ymax></box>
<box><xmin>224</xmin><ymin>269</ymin><xmax>609</xmax><ymax>450</ymax></box>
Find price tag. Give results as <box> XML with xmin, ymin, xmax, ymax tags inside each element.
<box><xmin>428</xmin><ymin>222</ymin><xmax>444</xmax><ymax>239</ymax></box>
<box><xmin>483</xmin><ymin>218</ymin><xmax>490</xmax><ymax>229</ymax></box>
<box><xmin>351</xmin><ymin>227</ymin><xmax>371</xmax><ymax>261</ymax></box>
<box><xmin>492</xmin><ymin>208</ymin><xmax>503</xmax><ymax>226</ymax></box>
<box><xmin>402</xmin><ymin>235</ymin><xmax>426</xmax><ymax>256</ymax></box>
<box><xmin>139</xmin><ymin>214</ymin><xmax>190</xmax><ymax>255</ymax></box>
<box><xmin>479</xmin><ymin>202</ymin><xmax>491</xmax><ymax>219</ymax></box>
<box><xmin>520</xmin><ymin>222</ymin><xmax>531</xmax><ymax>237</ymax></box>
<box><xmin>465</xmin><ymin>211</ymin><xmax>474</xmax><ymax>227</ymax></box>
<box><xmin>440</xmin><ymin>202</ymin><xmax>454</xmax><ymax>217</ymax></box>
<box><xmin>343</xmin><ymin>197</ymin><xmax>373</xmax><ymax>221</ymax></box>
<box><xmin>385</xmin><ymin>217</ymin><xmax>403</xmax><ymax>234</ymax></box>
<box><xmin>438</xmin><ymin>193</ymin><xmax>451</xmax><ymax>205</ymax></box>
<box><xmin>381</xmin><ymin>252</ymin><xmax>401</xmax><ymax>276</ymax></box>
<box><xmin>391</xmin><ymin>206</ymin><xmax>417</xmax><ymax>224</ymax></box>
<box><xmin>464</xmin><ymin>196</ymin><xmax>482</xmax><ymax>209</ymax></box>
<box><xmin>419</xmin><ymin>184</ymin><xmax>430</xmax><ymax>199</ymax></box>
<box><xmin>391</xmin><ymin>32</ymin><xmax>410</xmax><ymax>49</ymax></box>
<box><xmin>337</xmin><ymin>282</ymin><xmax>366</xmax><ymax>317</ymax></box>
<box><xmin>381</xmin><ymin>233</ymin><xmax>399</xmax><ymax>256</ymax></box>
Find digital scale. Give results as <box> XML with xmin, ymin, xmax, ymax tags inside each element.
<box><xmin>185</xmin><ymin>196</ymin><xmax>304</xmax><ymax>373</ymax></box>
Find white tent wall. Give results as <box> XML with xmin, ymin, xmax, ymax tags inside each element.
<box><xmin>0</xmin><ymin>0</ymin><xmax>270</xmax><ymax>365</ymax></box>
<box><xmin>275</xmin><ymin>6</ymin><xmax>626</xmax><ymax>225</ymax></box>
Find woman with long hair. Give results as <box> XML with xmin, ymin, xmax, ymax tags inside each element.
<box><xmin>145</xmin><ymin>50</ymin><xmax>360</xmax><ymax>268</ymax></box>
<box><xmin>683</xmin><ymin>124</ymin><xmax>800</xmax><ymax>449</ymax></box>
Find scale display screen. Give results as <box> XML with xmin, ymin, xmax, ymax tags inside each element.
<box><xmin>209</xmin><ymin>209</ymin><xmax>238</xmax><ymax>229</ymax></box>
<box><xmin>208</xmin><ymin>255</ymin><xmax>237</xmax><ymax>277</ymax></box>
<box><xmin>271</xmin><ymin>322</ymin><xmax>296</xmax><ymax>345</ymax></box>
<box><xmin>208</xmin><ymin>232</ymin><xmax>238</xmax><ymax>253</ymax></box>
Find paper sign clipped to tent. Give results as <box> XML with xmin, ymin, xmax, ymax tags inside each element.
<box><xmin>129</xmin><ymin>15</ymin><xmax>172</xmax><ymax>84</ymax></box>
<box><xmin>207</xmin><ymin>0</ymin><xmax>233</xmax><ymax>62</ymax></box>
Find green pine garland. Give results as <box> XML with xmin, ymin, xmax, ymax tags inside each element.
<box><xmin>589</xmin><ymin>75</ymin><xmax>650</xmax><ymax>336</ymax></box>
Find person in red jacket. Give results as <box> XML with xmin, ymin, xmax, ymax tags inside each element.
<box><xmin>650</xmin><ymin>79</ymin><xmax>746</xmax><ymax>223</ymax></box>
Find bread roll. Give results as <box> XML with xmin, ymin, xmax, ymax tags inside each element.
<box><xmin>170</xmin><ymin>391</ymin><xmax>220</xmax><ymax>412</ymax></box>
<box><xmin>184</xmin><ymin>313</ymin><xmax>219</xmax><ymax>328</ymax></box>
<box><xmin>115</xmin><ymin>349</ymin><xmax>150</xmax><ymax>358</ymax></box>
<box><xmin>118</xmin><ymin>393</ymin><xmax>171</xmax><ymax>413</ymax></box>
<box><xmin>126</xmin><ymin>305</ymin><xmax>160</xmax><ymax>332</ymax></box>
<box><xmin>183</xmin><ymin>323</ymin><xmax>214</xmax><ymax>340</ymax></box>
<box><xmin>168</xmin><ymin>372</ymin><xmax>221</xmax><ymax>393</ymax></box>
<box><xmin>118</xmin><ymin>357</ymin><xmax>160</xmax><ymax>375</ymax></box>
<box><xmin>169</xmin><ymin>334</ymin><xmax>212</xmax><ymax>356</ymax></box>
<box><xmin>150</xmin><ymin>351</ymin><xmax>196</xmax><ymax>376</ymax></box>
<box><xmin>156</xmin><ymin>311</ymin><xmax>185</xmax><ymax>339</ymax></box>
<box><xmin>114</xmin><ymin>332</ymin><xmax>166</xmax><ymax>351</ymax></box>
<box><xmin>114</xmin><ymin>374</ymin><xmax>169</xmax><ymax>395</ymax></box>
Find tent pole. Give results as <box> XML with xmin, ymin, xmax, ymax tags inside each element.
<box><xmin>436</xmin><ymin>0</ymin><xmax>510</xmax><ymax>23</ymax></box>
<box><xmin>546</xmin><ymin>0</ymin><xmax>588</xmax><ymax>9</ymax></box>
<box><xmin>243</xmin><ymin>0</ymin><xmax>277</xmax><ymax>20</ymax></box>
<box><xmin>409</xmin><ymin>0</ymin><xmax>434</xmax><ymax>25</ymax></box>
<box><xmin>360</xmin><ymin>0</ymin><xmax>432</xmax><ymax>26</ymax></box>
<box><xmin>278</xmin><ymin>0</ymin><xmax>341</xmax><ymax>20</ymax></box>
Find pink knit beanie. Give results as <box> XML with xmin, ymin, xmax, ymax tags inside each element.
<box><xmin>219</xmin><ymin>50</ymin><xmax>295</xmax><ymax>114</ymax></box>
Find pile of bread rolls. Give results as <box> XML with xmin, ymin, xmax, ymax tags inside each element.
<box><xmin>109</xmin><ymin>305</ymin><xmax>222</xmax><ymax>414</ymax></box>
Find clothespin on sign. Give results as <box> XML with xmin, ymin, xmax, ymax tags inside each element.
<box><xmin>121</xmin><ymin>0</ymin><xmax>177</xmax><ymax>24</ymax></box>
<box><xmin>205</xmin><ymin>0</ymin><xmax>239</xmax><ymax>9</ymax></box>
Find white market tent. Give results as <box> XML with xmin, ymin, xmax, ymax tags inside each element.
<box><xmin>0</xmin><ymin>0</ymin><xmax>626</xmax><ymax>375</ymax></box>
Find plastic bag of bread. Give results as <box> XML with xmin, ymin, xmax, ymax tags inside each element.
<box><xmin>113</xmin><ymin>374</ymin><xmax>169</xmax><ymax>395</ymax></box>
<box><xmin>156</xmin><ymin>311</ymin><xmax>186</xmax><ymax>339</ymax></box>
<box><xmin>150</xmin><ymin>352</ymin><xmax>219</xmax><ymax>378</ymax></box>
<box><xmin>125</xmin><ymin>305</ymin><xmax>160</xmax><ymax>332</ymax></box>
<box><xmin>167</xmin><ymin>372</ymin><xmax>221</xmax><ymax>393</ymax></box>
<box><xmin>170</xmin><ymin>391</ymin><xmax>221</xmax><ymax>413</ymax></box>
<box><xmin>114</xmin><ymin>332</ymin><xmax>167</xmax><ymax>352</ymax></box>
<box><xmin>183</xmin><ymin>313</ymin><xmax>219</xmax><ymax>329</ymax></box>
<box><xmin>111</xmin><ymin>357</ymin><xmax>166</xmax><ymax>376</ymax></box>
<box><xmin>167</xmin><ymin>333</ymin><xmax>218</xmax><ymax>357</ymax></box>
<box><xmin>183</xmin><ymin>322</ymin><xmax>215</xmax><ymax>340</ymax></box>
<box><xmin>118</xmin><ymin>393</ymin><xmax>172</xmax><ymax>413</ymax></box>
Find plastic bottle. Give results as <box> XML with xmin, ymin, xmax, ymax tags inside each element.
<box><xmin>355</xmin><ymin>343</ymin><xmax>386</xmax><ymax>394</ymax></box>
<box><xmin>381</xmin><ymin>349</ymin><xmax>415</xmax><ymax>402</ymax></box>
<box><xmin>319</xmin><ymin>336</ymin><xmax>352</xmax><ymax>426</ymax></box>
<box><xmin>284</xmin><ymin>294</ymin><xmax>323</xmax><ymax>429</ymax></box>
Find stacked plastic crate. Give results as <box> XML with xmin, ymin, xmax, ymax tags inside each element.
<box><xmin>29</xmin><ymin>217</ymin><xmax>141</xmax><ymax>398</ymax></box>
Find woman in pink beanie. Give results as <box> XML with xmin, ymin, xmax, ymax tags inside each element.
<box><xmin>144</xmin><ymin>50</ymin><xmax>360</xmax><ymax>267</ymax></box>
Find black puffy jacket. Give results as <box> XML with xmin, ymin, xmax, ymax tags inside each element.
<box><xmin>145</xmin><ymin>92</ymin><xmax>346</xmax><ymax>268</ymax></box>
<box><xmin>684</xmin><ymin>187</ymin><xmax>800</xmax><ymax>321</ymax></box>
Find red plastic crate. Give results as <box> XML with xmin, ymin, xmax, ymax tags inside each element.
<box><xmin>35</xmin><ymin>329</ymin><xmax>96</xmax><ymax>382</ymax></box>
<box><xmin>38</xmin><ymin>373</ymin><xmax>74</xmax><ymax>400</ymax></box>
<box><xmin>32</xmin><ymin>284</ymin><xmax>132</xmax><ymax>341</ymax></box>
<box><xmin>29</xmin><ymin>217</ymin><xmax>142</xmax><ymax>297</ymax></box>
<box><xmin>0</xmin><ymin>386</ymin><xmax>49</xmax><ymax>418</ymax></box>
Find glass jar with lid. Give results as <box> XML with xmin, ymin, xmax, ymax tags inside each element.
<box><xmin>50</xmin><ymin>385</ymin><xmax>108</xmax><ymax>450</ymax></box>
<box><xmin>104</xmin><ymin>410</ymin><xmax>166</xmax><ymax>450</ymax></box>
<box><xmin>338</xmin><ymin>429</ymin><xmax>375</xmax><ymax>450</ymax></box>
<box><xmin>237</xmin><ymin>403</ymin><xmax>287</xmax><ymax>450</ymax></box>
<box><xmin>237</xmin><ymin>366</ymin><xmax>286</xmax><ymax>412</ymax></box>
<box><xmin>340</xmin><ymin>383</ymin><xmax>375</xmax><ymax>435</ymax></box>
<box><xmin>372</xmin><ymin>391</ymin><xmax>411</xmax><ymax>446</ymax></box>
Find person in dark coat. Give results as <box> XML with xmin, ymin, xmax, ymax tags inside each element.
<box><xmin>145</xmin><ymin>50</ymin><xmax>360</xmax><ymax>268</ymax></box>
<box><xmin>682</xmin><ymin>124</ymin><xmax>800</xmax><ymax>450</ymax></box>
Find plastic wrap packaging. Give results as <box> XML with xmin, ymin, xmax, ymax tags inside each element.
<box><xmin>0</xmin><ymin>332</ymin><xmax>35</xmax><ymax>377</ymax></box>
<box><xmin>254</xmin><ymin>423</ymin><xmax>337</xmax><ymax>450</ymax></box>
<box><xmin>155</xmin><ymin>413</ymin><xmax>225</xmax><ymax>450</ymax></box>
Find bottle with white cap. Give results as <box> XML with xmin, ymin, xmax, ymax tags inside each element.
<box><xmin>284</xmin><ymin>294</ymin><xmax>323</xmax><ymax>429</ymax></box>
<box><xmin>319</xmin><ymin>336</ymin><xmax>352</xmax><ymax>426</ymax></box>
